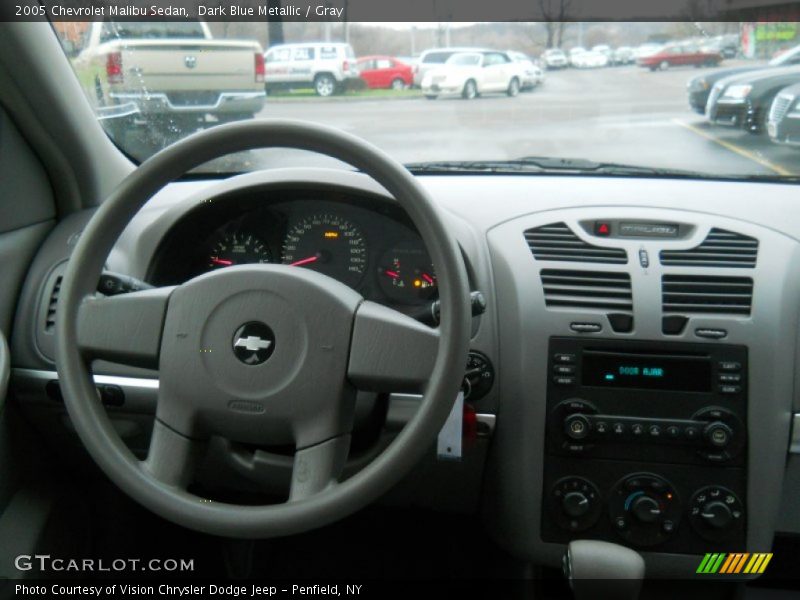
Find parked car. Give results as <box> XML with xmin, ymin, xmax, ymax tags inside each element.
<box><xmin>413</xmin><ymin>46</ymin><xmax>488</xmax><ymax>87</ymax></box>
<box><xmin>638</xmin><ymin>42</ymin><xmax>722</xmax><ymax>71</ymax></box>
<box><xmin>591</xmin><ymin>44</ymin><xmax>614</xmax><ymax>63</ymax></box>
<box><xmin>421</xmin><ymin>51</ymin><xmax>524</xmax><ymax>99</ymax></box>
<box><xmin>612</xmin><ymin>46</ymin><xmax>636</xmax><ymax>65</ymax></box>
<box><xmin>568</xmin><ymin>47</ymin><xmax>587</xmax><ymax>66</ymax></box>
<box><xmin>634</xmin><ymin>43</ymin><xmax>664</xmax><ymax>59</ymax></box>
<box><xmin>263</xmin><ymin>42</ymin><xmax>360</xmax><ymax>97</ymax></box>
<box><xmin>507</xmin><ymin>50</ymin><xmax>545</xmax><ymax>90</ymax></box>
<box><xmin>72</xmin><ymin>21</ymin><xmax>266</xmax><ymax>136</ymax></box>
<box><xmin>767</xmin><ymin>83</ymin><xmax>800</xmax><ymax>146</ymax></box>
<box><xmin>356</xmin><ymin>55</ymin><xmax>413</xmax><ymax>90</ymax></box>
<box><xmin>541</xmin><ymin>48</ymin><xmax>568</xmax><ymax>69</ymax></box>
<box><xmin>706</xmin><ymin>65</ymin><xmax>800</xmax><ymax>133</ymax></box>
<box><xmin>572</xmin><ymin>50</ymin><xmax>609</xmax><ymax>69</ymax></box>
<box><xmin>687</xmin><ymin>44</ymin><xmax>800</xmax><ymax>114</ymax></box>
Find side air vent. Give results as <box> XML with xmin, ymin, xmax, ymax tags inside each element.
<box><xmin>662</xmin><ymin>275</ymin><xmax>753</xmax><ymax>316</ymax></box>
<box><xmin>525</xmin><ymin>222</ymin><xmax>627</xmax><ymax>264</ymax></box>
<box><xmin>541</xmin><ymin>269</ymin><xmax>633</xmax><ymax>311</ymax></box>
<box><xmin>660</xmin><ymin>228</ymin><xmax>758</xmax><ymax>268</ymax></box>
<box><xmin>44</xmin><ymin>275</ymin><xmax>63</xmax><ymax>332</ymax></box>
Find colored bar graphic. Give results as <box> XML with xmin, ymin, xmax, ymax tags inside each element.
<box><xmin>700</xmin><ymin>553</ymin><xmax>773</xmax><ymax>575</ymax></box>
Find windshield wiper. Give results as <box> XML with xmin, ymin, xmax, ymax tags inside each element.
<box><xmin>404</xmin><ymin>157</ymin><xmax>731</xmax><ymax>180</ymax></box>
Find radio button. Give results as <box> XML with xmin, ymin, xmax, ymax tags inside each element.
<box><xmin>553</xmin><ymin>364</ymin><xmax>576</xmax><ymax>375</ymax></box>
<box><xmin>554</xmin><ymin>353</ymin><xmax>576</xmax><ymax>364</ymax></box>
<box><xmin>648</xmin><ymin>425</ymin><xmax>662</xmax><ymax>438</ymax></box>
<box><xmin>612</xmin><ymin>422</ymin><xmax>626</xmax><ymax>435</ymax></box>
<box><xmin>565</xmin><ymin>415</ymin><xmax>590</xmax><ymax>440</ymax></box>
<box><xmin>594</xmin><ymin>421</ymin><xmax>609</xmax><ymax>435</ymax></box>
<box><xmin>684</xmin><ymin>425</ymin><xmax>700</xmax><ymax>440</ymax></box>
<box><xmin>719</xmin><ymin>373</ymin><xmax>741</xmax><ymax>383</ymax></box>
<box><xmin>704</xmin><ymin>422</ymin><xmax>733</xmax><ymax>448</ymax></box>
<box><xmin>553</xmin><ymin>376</ymin><xmax>576</xmax><ymax>386</ymax></box>
<box><xmin>631</xmin><ymin>423</ymin><xmax>644</xmax><ymax>436</ymax></box>
<box><xmin>718</xmin><ymin>361</ymin><xmax>741</xmax><ymax>372</ymax></box>
<box><xmin>666</xmin><ymin>425</ymin><xmax>680</xmax><ymax>438</ymax></box>
<box><xmin>718</xmin><ymin>384</ymin><xmax>741</xmax><ymax>394</ymax></box>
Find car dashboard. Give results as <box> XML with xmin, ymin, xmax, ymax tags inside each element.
<box><xmin>9</xmin><ymin>168</ymin><xmax>800</xmax><ymax>578</ymax></box>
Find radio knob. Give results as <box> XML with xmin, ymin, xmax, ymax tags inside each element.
<box><xmin>564</xmin><ymin>414</ymin><xmax>591</xmax><ymax>440</ymax></box>
<box><xmin>700</xmin><ymin>501</ymin><xmax>733</xmax><ymax>529</ymax></box>
<box><xmin>630</xmin><ymin>495</ymin><xmax>662</xmax><ymax>523</ymax></box>
<box><xmin>703</xmin><ymin>422</ymin><xmax>733</xmax><ymax>448</ymax></box>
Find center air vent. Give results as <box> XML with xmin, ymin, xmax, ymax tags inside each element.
<box><xmin>662</xmin><ymin>275</ymin><xmax>753</xmax><ymax>316</ymax></box>
<box><xmin>525</xmin><ymin>222</ymin><xmax>627</xmax><ymax>264</ymax></box>
<box><xmin>541</xmin><ymin>269</ymin><xmax>632</xmax><ymax>311</ymax></box>
<box><xmin>660</xmin><ymin>228</ymin><xmax>758</xmax><ymax>268</ymax></box>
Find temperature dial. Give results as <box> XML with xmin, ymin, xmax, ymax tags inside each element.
<box><xmin>609</xmin><ymin>473</ymin><xmax>681</xmax><ymax>547</ymax></box>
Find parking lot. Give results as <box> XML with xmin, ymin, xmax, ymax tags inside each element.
<box><xmin>254</xmin><ymin>62</ymin><xmax>800</xmax><ymax>177</ymax></box>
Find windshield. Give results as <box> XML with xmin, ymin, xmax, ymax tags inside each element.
<box><xmin>55</xmin><ymin>20</ymin><xmax>800</xmax><ymax>180</ymax></box>
<box><xmin>446</xmin><ymin>53</ymin><xmax>481</xmax><ymax>66</ymax></box>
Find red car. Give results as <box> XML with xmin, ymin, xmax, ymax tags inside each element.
<box><xmin>638</xmin><ymin>42</ymin><xmax>722</xmax><ymax>71</ymax></box>
<box><xmin>357</xmin><ymin>55</ymin><xmax>413</xmax><ymax>90</ymax></box>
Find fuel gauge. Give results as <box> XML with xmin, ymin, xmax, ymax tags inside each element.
<box><xmin>377</xmin><ymin>240</ymin><xmax>437</xmax><ymax>305</ymax></box>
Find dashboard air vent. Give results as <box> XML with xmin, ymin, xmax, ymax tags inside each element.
<box><xmin>662</xmin><ymin>275</ymin><xmax>753</xmax><ymax>316</ymax></box>
<box><xmin>44</xmin><ymin>275</ymin><xmax>63</xmax><ymax>332</ymax></box>
<box><xmin>541</xmin><ymin>269</ymin><xmax>633</xmax><ymax>311</ymax></box>
<box><xmin>525</xmin><ymin>222</ymin><xmax>627</xmax><ymax>264</ymax></box>
<box><xmin>659</xmin><ymin>228</ymin><xmax>758</xmax><ymax>268</ymax></box>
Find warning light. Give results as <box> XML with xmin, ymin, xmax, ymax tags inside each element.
<box><xmin>595</xmin><ymin>221</ymin><xmax>611</xmax><ymax>236</ymax></box>
<box><xmin>413</xmin><ymin>279</ymin><xmax>422</xmax><ymax>288</ymax></box>
<box><xmin>323</xmin><ymin>231</ymin><xmax>339</xmax><ymax>239</ymax></box>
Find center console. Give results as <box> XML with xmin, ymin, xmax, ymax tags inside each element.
<box><xmin>542</xmin><ymin>337</ymin><xmax>747</xmax><ymax>553</ymax></box>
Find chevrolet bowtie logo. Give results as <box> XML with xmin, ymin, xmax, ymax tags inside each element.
<box><xmin>234</xmin><ymin>336</ymin><xmax>273</xmax><ymax>352</ymax></box>
<box><xmin>232</xmin><ymin>322</ymin><xmax>276</xmax><ymax>365</ymax></box>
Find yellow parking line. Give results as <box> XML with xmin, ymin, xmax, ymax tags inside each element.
<box><xmin>672</xmin><ymin>118</ymin><xmax>794</xmax><ymax>177</ymax></box>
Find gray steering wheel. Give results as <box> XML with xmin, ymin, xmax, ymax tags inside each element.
<box><xmin>55</xmin><ymin>120</ymin><xmax>471</xmax><ymax>538</ymax></box>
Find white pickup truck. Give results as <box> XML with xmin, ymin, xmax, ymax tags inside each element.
<box><xmin>73</xmin><ymin>21</ymin><xmax>266</xmax><ymax>140</ymax></box>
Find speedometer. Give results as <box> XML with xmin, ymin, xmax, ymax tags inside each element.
<box><xmin>282</xmin><ymin>213</ymin><xmax>368</xmax><ymax>288</ymax></box>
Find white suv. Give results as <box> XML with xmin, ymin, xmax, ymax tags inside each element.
<box><xmin>264</xmin><ymin>43</ymin><xmax>360</xmax><ymax>97</ymax></box>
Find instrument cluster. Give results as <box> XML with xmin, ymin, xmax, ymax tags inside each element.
<box><xmin>148</xmin><ymin>192</ymin><xmax>438</xmax><ymax>309</ymax></box>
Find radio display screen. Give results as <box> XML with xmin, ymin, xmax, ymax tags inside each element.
<box><xmin>582</xmin><ymin>351</ymin><xmax>711</xmax><ymax>392</ymax></box>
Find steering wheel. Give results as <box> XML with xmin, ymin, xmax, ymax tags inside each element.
<box><xmin>55</xmin><ymin>120</ymin><xmax>471</xmax><ymax>538</ymax></box>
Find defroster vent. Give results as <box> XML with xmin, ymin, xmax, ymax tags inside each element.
<box><xmin>541</xmin><ymin>269</ymin><xmax>633</xmax><ymax>312</ymax></box>
<box><xmin>662</xmin><ymin>274</ymin><xmax>753</xmax><ymax>316</ymax></box>
<box><xmin>525</xmin><ymin>222</ymin><xmax>627</xmax><ymax>264</ymax></box>
<box><xmin>659</xmin><ymin>228</ymin><xmax>758</xmax><ymax>268</ymax></box>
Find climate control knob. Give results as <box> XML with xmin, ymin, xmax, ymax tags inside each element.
<box><xmin>631</xmin><ymin>495</ymin><xmax>662</xmax><ymax>523</ymax></box>
<box><xmin>689</xmin><ymin>486</ymin><xmax>743</xmax><ymax>541</ymax></box>
<box><xmin>562</xmin><ymin>492</ymin><xmax>591</xmax><ymax>518</ymax></box>
<box><xmin>700</xmin><ymin>501</ymin><xmax>733</xmax><ymax>529</ymax></box>
<box><xmin>549</xmin><ymin>477</ymin><xmax>602</xmax><ymax>532</ymax></box>
<box><xmin>609</xmin><ymin>473</ymin><xmax>681</xmax><ymax>547</ymax></box>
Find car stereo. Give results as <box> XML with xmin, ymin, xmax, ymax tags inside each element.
<box><xmin>542</xmin><ymin>337</ymin><xmax>748</xmax><ymax>552</ymax></box>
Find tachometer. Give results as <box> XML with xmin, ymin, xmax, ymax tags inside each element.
<box><xmin>282</xmin><ymin>213</ymin><xmax>368</xmax><ymax>288</ymax></box>
<box><xmin>377</xmin><ymin>239</ymin><xmax>437</xmax><ymax>305</ymax></box>
<box><xmin>208</xmin><ymin>232</ymin><xmax>271</xmax><ymax>270</ymax></box>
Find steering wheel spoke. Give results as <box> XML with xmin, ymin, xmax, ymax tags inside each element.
<box><xmin>77</xmin><ymin>287</ymin><xmax>174</xmax><ymax>369</ymax></box>
<box><xmin>348</xmin><ymin>301</ymin><xmax>439</xmax><ymax>393</ymax></box>
<box><xmin>142</xmin><ymin>419</ymin><xmax>203</xmax><ymax>489</ymax></box>
<box><xmin>289</xmin><ymin>434</ymin><xmax>351</xmax><ymax>502</ymax></box>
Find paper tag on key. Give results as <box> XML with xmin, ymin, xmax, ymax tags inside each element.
<box><xmin>436</xmin><ymin>391</ymin><xmax>464</xmax><ymax>461</ymax></box>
